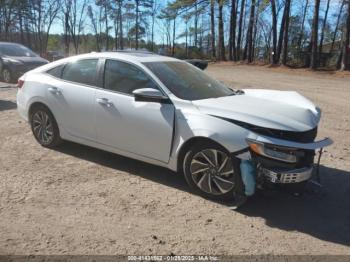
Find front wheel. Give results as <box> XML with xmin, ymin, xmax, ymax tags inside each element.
<box><xmin>2</xmin><ymin>68</ymin><xmax>12</xmax><ymax>83</ymax></box>
<box><xmin>183</xmin><ymin>141</ymin><xmax>245</xmax><ymax>202</ymax></box>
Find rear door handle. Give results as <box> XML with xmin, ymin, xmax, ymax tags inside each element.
<box><xmin>48</xmin><ymin>87</ymin><xmax>61</xmax><ymax>95</ymax></box>
<box><xmin>96</xmin><ymin>98</ymin><xmax>113</xmax><ymax>107</ymax></box>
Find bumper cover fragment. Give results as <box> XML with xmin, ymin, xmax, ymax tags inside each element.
<box><xmin>259</xmin><ymin>166</ymin><xmax>313</xmax><ymax>183</ymax></box>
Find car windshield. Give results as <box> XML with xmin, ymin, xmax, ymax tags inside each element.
<box><xmin>0</xmin><ymin>44</ymin><xmax>37</xmax><ymax>57</ymax></box>
<box><xmin>143</xmin><ymin>61</ymin><xmax>234</xmax><ymax>101</ymax></box>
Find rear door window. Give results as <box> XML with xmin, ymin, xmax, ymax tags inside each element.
<box><xmin>46</xmin><ymin>64</ymin><xmax>65</xmax><ymax>78</ymax></box>
<box><xmin>62</xmin><ymin>59</ymin><xmax>98</xmax><ymax>86</ymax></box>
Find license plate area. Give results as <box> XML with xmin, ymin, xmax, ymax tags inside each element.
<box><xmin>259</xmin><ymin>166</ymin><xmax>313</xmax><ymax>184</ymax></box>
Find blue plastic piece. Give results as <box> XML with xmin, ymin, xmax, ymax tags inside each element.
<box><xmin>240</xmin><ymin>160</ymin><xmax>256</xmax><ymax>196</ymax></box>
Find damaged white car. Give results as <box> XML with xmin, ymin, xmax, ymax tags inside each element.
<box><xmin>16</xmin><ymin>52</ymin><xmax>333</xmax><ymax>204</ymax></box>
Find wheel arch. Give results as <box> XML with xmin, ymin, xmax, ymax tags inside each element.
<box><xmin>28</xmin><ymin>101</ymin><xmax>55</xmax><ymax>122</ymax></box>
<box><xmin>176</xmin><ymin>136</ymin><xmax>229</xmax><ymax>173</ymax></box>
<box><xmin>172</xmin><ymin>111</ymin><xmax>251</xmax><ymax>172</ymax></box>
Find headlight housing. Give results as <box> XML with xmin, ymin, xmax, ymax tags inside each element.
<box><xmin>247</xmin><ymin>140</ymin><xmax>298</xmax><ymax>163</ymax></box>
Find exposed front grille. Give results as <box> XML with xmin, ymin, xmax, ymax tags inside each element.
<box><xmin>256</xmin><ymin>127</ymin><xmax>318</xmax><ymax>143</ymax></box>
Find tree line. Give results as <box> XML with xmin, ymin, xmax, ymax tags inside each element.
<box><xmin>0</xmin><ymin>0</ymin><xmax>349</xmax><ymax>70</ymax></box>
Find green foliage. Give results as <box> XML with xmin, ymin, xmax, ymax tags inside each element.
<box><xmin>128</xmin><ymin>25</ymin><xmax>146</xmax><ymax>38</ymax></box>
<box><xmin>47</xmin><ymin>35</ymin><xmax>61</xmax><ymax>51</ymax></box>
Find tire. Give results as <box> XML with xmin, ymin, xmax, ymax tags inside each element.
<box><xmin>30</xmin><ymin>104</ymin><xmax>62</xmax><ymax>148</ymax></box>
<box><xmin>2</xmin><ymin>68</ymin><xmax>12</xmax><ymax>83</ymax></box>
<box><xmin>183</xmin><ymin>141</ymin><xmax>245</xmax><ymax>201</ymax></box>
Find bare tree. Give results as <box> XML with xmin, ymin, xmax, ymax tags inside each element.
<box><xmin>171</xmin><ymin>10</ymin><xmax>178</xmax><ymax>56</ymax></box>
<box><xmin>245</xmin><ymin>0</ymin><xmax>256</xmax><ymax>62</ymax></box>
<box><xmin>134</xmin><ymin>0</ymin><xmax>153</xmax><ymax>50</ymax></box>
<box><xmin>229</xmin><ymin>0</ymin><xmax>237</xmax><ymax>61</ymax></box>
<box><xmin>105</xmin><ymin>2</ymin><xmax>110</xmax><ymax>50</ymax></box>
<box><xmin>63</xmin><ymin>0</ymin><xmax>87</xmax><ymax>54</ymax></box>
<box><xmin>310</xmin><ymin>0</ymin><xmax>320</xmax><ymax>69</ymax></box>
<box><xmin>319</xmin><ymin>0</ymin><xmax>331</xmax><ymax>54</ymax></box>
<box><xmin>210</xmin><ymin>0</ymin><xmax>216</xmax><ymax>59</ymax></box>
<box><xmin>158</xmin><ymin>5</ymin><xmax>179</xmax><ymax>56</ymax></box>
<box><xmin>0</xmin><ymin>0</ymin><xmax>346</xmax><ymax>68</ymax></box>
<box><xmin>88</xmin><ymin>5</ymin><xmax>101</xmax><ymax>51</ymax></box>
<box><xmin>270</xmin><ymin>0</ymin><xmax>277</xmax><ymax>64</ymax></box>
<box><xmin>281</xmin><ymin>0</ymin><xmax>291</xmax><ymax>65</ymax></box>
<box><xmin>217</xmin><ymin>0</ymin><xmax>225</xmax><ymax>61</ymax></box>
<box><xmin>276</xmin><ymin>1</ymin><xmax>287</xmax><ymax>62</ymax></box>
<box><xmin>43</xmin><ymin>0</ymin><xmax>61</xmax><ymax>53</ymax></box>
<box><xmin>330</xmin><ymin>1</ymin><xmax>345</xmax><ymax>53</ymax></box>
<box><xmin>341</xmin><ymin>0</ymin><xmax>350</xmax><ymax>71</ymax></box>
<box><xmin>135</xmin><ymin>0</ymin><xmax>140</xmax><ymax>49</ymax></box>
<box><xmin>297</xmin><ymin>0</ymin><xmax>309</xmax><ymax>51</ymax></box>
<box><xmin>252</xmin><ymin>0</ymin><xmax>261</xmax><ymax>60</ymax></box>
<box><xmin>237</xmin><ymin>0</ymin><xmax>246</xmax><ymax>60</ymax></box>
<box><xmin>150</xmin><ymin>0</ymin><xmax>158</xmax><ymax>51</ymax></box>
<box><xmin>63</xmin><ymin>1</ymin><xmax>71</xmax><ymax>55</ymax></box>
<box><xmin>194</xmin><ymin>0</ymin><xmax>198</xmax><ymax>46</ymax></box>
<box><xmin>117</xmin><ymin>0</ymin><xmax>124</xmax><ymax>50</ymax></box>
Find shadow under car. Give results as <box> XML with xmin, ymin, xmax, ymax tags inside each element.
<box><xmin>53</xmin><ymin>141</ymin><xmax>350</xmax><ymax>247</ymax></box>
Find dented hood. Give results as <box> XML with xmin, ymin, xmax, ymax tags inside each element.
<box><xmin>192</xmin><ymin>89</ymin><xmax>321</xmax><ymax>132</ymax></box>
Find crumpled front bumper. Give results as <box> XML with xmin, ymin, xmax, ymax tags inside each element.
<box><xmin>247</xmin><ymin>134</ymin><xmax>333</xmax><ymax>151</ymax></box>
<box><xmin>245</xmin><ymin>133</ymin><xmax>333</xmax><ymax>184</ymax></box>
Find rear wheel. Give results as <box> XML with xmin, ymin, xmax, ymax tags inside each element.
<box><xmin>30</xmin><ymin>105</ymin><xmax>62</xmax><ymax>147</ymax></box>
<box><xmin>183</xmin><ymin>141</ymin><xmax>245</xmax><ymax>201</ymax></box>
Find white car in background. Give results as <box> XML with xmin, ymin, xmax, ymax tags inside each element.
<box><xmin>16</xmin><ymin>51</ymin><xmax>332</xmax><ymax>203</ymax></box>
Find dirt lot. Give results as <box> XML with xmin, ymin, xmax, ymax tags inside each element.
<box><xmin>0</xmin><ymin>64</ymin><xmax>350</xmax><ymax>256</ymax></box>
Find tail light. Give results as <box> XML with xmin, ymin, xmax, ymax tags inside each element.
<box><xmin>17</xmin><ymin>79</ymin><xmax>24</xmax><ymax>89</ymax></box>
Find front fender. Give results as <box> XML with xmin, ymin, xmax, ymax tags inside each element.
<box><xmin>172</xmin><ymin>109</ymin><xmax>251</xmax><ymax>162</ymax></box>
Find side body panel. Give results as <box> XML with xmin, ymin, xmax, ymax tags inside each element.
<box><xmin>45</xmin><ymin>76</ymin><xmax>97</xmax><ymax>141</ymax></box>
<box><xmin>94</xmin><ymin>89</ymin><xmax>175</xmax><ymax>163</ymax></box>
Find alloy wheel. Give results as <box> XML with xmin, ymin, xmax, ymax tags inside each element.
<box><xmin>190</xmin><ymin>149</ymin><xmax>235</xmax><ymax>195</ymax></box>
<box><xmin>32</xmin><ymin>110</ymin><xmax>54</xmax><ymax>145</ymax></box>
<box><xmin>2</xmin><ymin>69</ymin><xmax>11</xmax><ymax>83</ymax></box>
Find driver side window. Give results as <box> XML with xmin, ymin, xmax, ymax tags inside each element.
<box><xmin>104</xmin><ymin>59</ymin><xmax>158</xmax><ymax>95</ymax></box>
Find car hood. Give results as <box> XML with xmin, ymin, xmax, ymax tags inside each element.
<box><xmin>192</xmin><ymin>89</ymin><xmax>321</xmax><ymax>132</ymax></box>
<box><xmin>4</xmin><ymin>55</ymin><xmax>48</xmax><ymax>64</ymax></box>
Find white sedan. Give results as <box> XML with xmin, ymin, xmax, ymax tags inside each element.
<box><xmin>16</xmin><ymin>51</ymin><xmax>332</xmax><ymax>203</ymax></box>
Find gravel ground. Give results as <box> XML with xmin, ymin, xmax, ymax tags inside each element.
<box><xmin>0</xmin><ymin>64</ymin><xmax>350</xmax><ymax>256</ymax></box>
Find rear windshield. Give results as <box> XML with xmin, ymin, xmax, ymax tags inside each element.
<box><xmin>0</xmin><ymin>44</ymin><xmax>37</xmax><ymax>57</ymax></box>
<box><xmin>143</xmin><ymin>61</ymin><xmax>234</xmax><ymax>101</ymax></box>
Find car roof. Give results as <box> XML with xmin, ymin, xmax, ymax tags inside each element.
<box><xmin>89</xmin><ymin>51</ymin><xmax>180</xmax><ymax>63</ymax></box>
<box><xmin>0</xmin><ymin>41</ymin><xmax>25</xmax><ymax>47</ymax></box>
<box><xmin>29</xmin><ymin>51</ymin><xmax>183</xmax><ymax>73</ymax></box>
<box><xmin>47</xmin><ymin>51</ymin><xmax>179</xmax><ymax>63</ymax></box>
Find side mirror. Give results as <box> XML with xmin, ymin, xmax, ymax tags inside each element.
<box><xmin>132</xmin><ymin>88</ymin><xmax>169</xmax><ymax>103</ymax></box>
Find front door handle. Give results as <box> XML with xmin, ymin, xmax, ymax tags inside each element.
<box><xmin>48</xmin><ymin>87</ymin><xmax>61</xmax><ymax>95</ymax></box>
<box><xmin>96</xmin><ymin>98</ymin><xmax>113</xmax><ymax>107</ymax></box>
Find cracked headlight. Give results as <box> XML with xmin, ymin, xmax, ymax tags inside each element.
<box><xmin>247</xmin><ymin>140</ymin><xmax>297</xmax><ymax>163</ymax></box>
